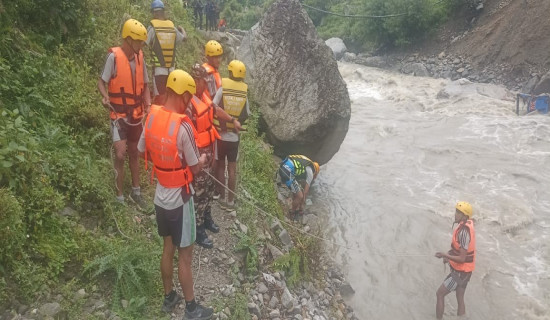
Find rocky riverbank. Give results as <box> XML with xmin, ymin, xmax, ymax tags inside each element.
<box><xmin>326</xmin><ymin>37</ymin><xmax>549</xmax><ymax>95</ymax></box>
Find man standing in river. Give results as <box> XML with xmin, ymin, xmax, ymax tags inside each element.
<box><xmin>435</xmin><ymin>201</ymin><xmax>476</xmax><ymax>319</ymax></box>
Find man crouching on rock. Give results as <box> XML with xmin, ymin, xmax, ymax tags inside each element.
<box><xmin>138</xmin><ymin>70</ymin><xmax>213</xmax><ymax>319</ymax></box>
<box><xmin>278</xmin><ymin>155</ymin><xmax>320</xmax><ymax>220</ymax></box>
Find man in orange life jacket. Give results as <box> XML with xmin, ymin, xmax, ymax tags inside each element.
<box><xmin>146</xmin><ymin>0</ymin><xmax>187</xmax><ymax>104</ymax></box>
<box><xmin>97</xmin><ymin>19</ymin><xmax>151</xmax><ymax>207</ymax></box>
<box><xmin>201</xmin><ymin>40</ymin><xmax>223</xmax><ymax>105</ymax></box>
<box><xmin>189</xmin><ymin>64</ymin><xmax>242</xmax><ymax>248</ymax></box>
<box><xmin>435</xmin><ymin>201</ymin><xmax>476</xmax><ymax>319</ymax></box>
<box><xmin>137</xmin><ymin>70</ymin><xmax>213</xmax><ymax>319</ymax></box>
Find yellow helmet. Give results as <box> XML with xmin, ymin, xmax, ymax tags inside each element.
<box><xmin>205</xmin><ymin>40</ymin><xmax>223</xmax><ymax>57</ymax></box>
<box><xmin>313</xmin><ymin>162</ymin><xmax>320</xmax><ymax>174</ymax></box>
<box><xmin>455</xmin><ymin>201</ymin><xmax>473</xmax><ymax>218</ymax></box>
<box><xmin>122</xmin><ymin>19</ymin><xmax>147</xmax><ymax>41</ymax></box>
<box><xmin>166</xmin><ymin>70</ymin><xmax>196</xmax><ymax>95</ymax></box>
<box><xmin>228</xmin><ymin>60</ymin><xmax>246</xmax><ymax>79</ymax></box>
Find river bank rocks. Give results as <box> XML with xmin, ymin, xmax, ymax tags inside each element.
<box><xmin>340</xmin><ymin>51</ymin><xmax>542</xmax><ymax>93</ymax></box>
<box><xmin>238</xmin><ymin>0</ymin><xmax>351</xmax><ymax>165</ymax></box>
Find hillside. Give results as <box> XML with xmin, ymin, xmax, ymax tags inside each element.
<box><xmin>421</xmin><ymin>0</ymin><xmax>550</xmax><ymax>80</ymax></box>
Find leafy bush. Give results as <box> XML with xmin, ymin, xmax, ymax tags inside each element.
<box><xmin>0</xmin><ymin>189</ymin><xmax>25</xmax><ymax>267</ymax></box>
<box><xmin>84</xmin><ymin>240</ymin><xmax>160</xmax><ymax>315</ymax></box>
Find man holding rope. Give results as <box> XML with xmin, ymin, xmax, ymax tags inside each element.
<box><xmin>97</xmin><ymin>19</ymin><xmax>151</xmax><ymax>207</ymax></box>
<box><xmin>278</xmin><ymin>155</ymin><xmax>320</xmax><ymax>220</ymax></box>
<box><xmin>435</xmin><ymin>201</ymin><xmax>476</xmax><ymax>319</ymax></box>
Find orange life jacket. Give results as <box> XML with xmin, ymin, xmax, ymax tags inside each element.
<box><xmin>202</xmin><ymin>62</ymin><xmax>221</xmax><ymax>97</ymax></box>
<box><xmin>108</xmin><ymin>47</ymin><xmax>145</xmax><ymax>121</ymax></box>
<box><xmin>144</xmin><ymin>105</ymin><xmax>194</xmax><ymax>190</ymax></box>
<box><xmin>449</xmin><ymin>220</ymin><xmax>476</xmax><ymax>272</ymax></box>
<box><xmin>190</xmin><ymin>95</ymin><xmax>220</xmax><ymax>148</ymax></box>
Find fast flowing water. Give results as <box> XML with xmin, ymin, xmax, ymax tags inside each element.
<box><xmin>313</xmin><ymin>63</ymin><xmax>550</xmax><ymax>320</ymax></box>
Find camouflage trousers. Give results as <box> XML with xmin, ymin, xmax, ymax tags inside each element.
<box><xmin>194</xmin><ymin>145</ymin><xmax>215</xmax><ymax>225</ymax></box>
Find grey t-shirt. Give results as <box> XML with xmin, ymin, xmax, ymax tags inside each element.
<box><xmin>138</xmin><ymin>120</ymin><xmax>200</xmax><ymax>210</ymax></box>
<box><xmin>213</xmin><ymin>86</ymin><xmax>250</xmax><ymax>142</ymax></box>
<box><xmin>146</xmin><ymin>23</ymin><xmax>186</xmax><ymax>76</ymax></box>
<box><xmin>100</xmin><ymin>52</ymin><xmax>150</xmax><ymax>84</ymax></box>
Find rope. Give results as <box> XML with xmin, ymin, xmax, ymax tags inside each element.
<box><xmin>107</xmin><ymin>103</ymin><xmax>144</xmax><ymax>127</ymax></box>
<box><xmin>204</xmin><ymin>169</ymin><xmax>432</xmax><ymax>257</ymax></box>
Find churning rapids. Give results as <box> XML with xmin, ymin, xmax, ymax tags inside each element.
<box><xmin>313</xmin><ymin>63</ymin><xmax>550</xmax><ymax>320</ymax></box>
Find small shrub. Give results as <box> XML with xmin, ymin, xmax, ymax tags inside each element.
<box><xmin>0</xmin><ymin>189</ymin><xmax>25</xmax><ymax>268</ymax></box>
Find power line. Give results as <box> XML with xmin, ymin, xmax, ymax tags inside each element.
<box><xmin>300</xmin><ymin>2</ymin><xmax>408</xmax><ymax>19</ymax></box>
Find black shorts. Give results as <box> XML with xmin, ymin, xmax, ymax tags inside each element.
<box><xmin>442</xmin><ymin>267</ymin><xmax>472</xmax><ymax>291</ymax></box>
<box><xmin>155</xmin><ymin>199</ymin><xmax>196</xmax><ymax>248</ymax></box>
<box><xmin>215</xmin><ymin>140</ymin><xmax>239</xmax><ymax>162</ymax></box>
<box><xmin>111</xmin><ymin>120</ymin><xmax>143</xmax><ymax>143</ymax></box>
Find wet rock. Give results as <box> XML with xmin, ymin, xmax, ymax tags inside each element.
<box><xmin>325</xmin><ymin>38</ymin><xmax>347</xmax><ymax>60</ymax></box>
<box><xmin>238</xmin><ymin>0</ymin><xmax>350</xmax><ymax>164</ymax></box>
<box><xmin>524</xmin><ymin>75</ymin><xmax>540</xmax><ymax>94</ymax></box>
<box><xmin>356</xmin><ymin>56</ymin><xmax>388</xmax><ymax>68</ymax></box>
<box><xmin>401</xmin><ymin>62</ymin><xmax>429</xmax><ymax>77</ymax></box>
<box><xmin>338</xmin><ymin>281</ymin><xmax>355</xmax><ymax>297</ymax></box>
<box><xmin>341</xmin><ymin>52</ymin><xmax>357</xmax><ymax>63</ymax></box>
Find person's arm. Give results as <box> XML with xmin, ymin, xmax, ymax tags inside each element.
<box><xmin>176</xmin><ymin>26</ymin><xmax>187</xmax><ymax>42</ymax></box>
<box><xmin>97</xmin><ymin>78</ymin><xmax>110</xmax><ymax>107</ymax></box>
<box><xmin>98</xmin><ymin>53</ymin><xmax>115</xmax><ymax>108</ymax></box>
<box><xmin>214</xmin><ymin>106</ymin><xmax>242</xmax><ymax>131</ymax></box>
<box><xmin>142</xmin><ymin>59</ymin><xmax>152</xmax><ymax>112</ymax></box>
<box><xmin>435</xmin><ymin>227</ymin><xmax>470</xmax><ymax>263</ymax></box>
<box><xmin>179</xmin><ymin>122</ymin><xmax>205</xmax><ymax>174</ymax></box>
<box><xmin>435</xmin><ymin>248</ymin><xmax>467</xmax><ymax>263</ymax></box>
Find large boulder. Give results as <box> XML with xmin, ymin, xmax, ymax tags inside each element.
<box><xmin>533</xmin><ymin>71</ymin><xmax>550</xmax><ymax>94</ymax></box>
<box><xmin>237</xmin><ymin>0</ymin><xmax>350</xmax><ymax>164</ymax></box>
<box><xmin>325</xmin><ymin>37</ymin><xmax>347</xmax><ymax>60</ymax></box>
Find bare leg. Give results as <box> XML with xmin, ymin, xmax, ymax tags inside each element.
<box><xmin>113</xmin><ymin>140</ymin><xmax>127</xmax><ymax>196</ymax></box>
<box><xmin>227</xmin><ymin>162</ymin><xmax>237</xmax><ymax>203</ymax></box>
<box><xmin>161</xmin><ymin>237</ymin><xmax>176</xmax><ymax>295</ymax></box>
<box><xmin>456</xmin><ymin>286</ymin><xmax>466</xmax><ymax>316</ymax></box>
<box><xmin>292</xmin><ymin>190</ymin><xmax>304</xmax><ymax>212</ymax></box>
<box><xmin>177</xmin><ymin>245</ymin><xmax>195</xmax><ymax>301</ymax></box>
<box><xmin>127</xmin><ymin>140</ymin><xmax>140</xmax><ymax>188</ymax></box>
<box><xmin>436</xmin><ymin>284</ymin><xmax>450</xmax><ymax>319</ymax></box>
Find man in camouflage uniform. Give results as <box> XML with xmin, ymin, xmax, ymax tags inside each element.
<box><xmin>189</xmin><ymin>64</ymin><xmax>218</xmax><ymax>249</ymax></box>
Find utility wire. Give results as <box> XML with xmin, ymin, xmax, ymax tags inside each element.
<box><xmin>300</xmin><ymin>0</ymin><xmax>450</xmax><ymax>19</ymax></box>
<box><xmin>300</xmin><ymin>2</ymin><xmax>408</xmax><ymax>19</ymax></box>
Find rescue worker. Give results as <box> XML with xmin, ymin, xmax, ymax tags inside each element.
<box><xmin>212</xmin><ymin>60</ymin><xmax>249</xmax><ymax>211</ymax></box>
<box><xmin>137</xmin><ymin>70</ymin><xmax>213</xmax><ymax>319</ymax></box>
<box><xmin>97</xmin><ymin>18</ymin><xmax>151</xmax><ymax>207</ymax></box>
<box><xmin>201</xmin><ymin>40</ymin><xmax>223</xmax><ymax>105</ymax></box>
<box><xmin>192</xmin><ymin>0</ymin><xmax>204</xmax><ymax>30</ymax></box>
<box><xmin>184</xmin><ymin>64</ymin><xmax>236</xmax><ymax>248</ymax></box>
<box><xmin>147</xmin><ymin>0</ymin><xmax>187</xmax><ymax>104</ymax></box>
<box><xmin>278</xmin><ymin>155</ymin><xmax>320</xmax><ymax>219</ymax></box>
<box><xmin>435</xmin><ymin>201</ymin><xmax>476</xmax><ymax>319</ymax></box>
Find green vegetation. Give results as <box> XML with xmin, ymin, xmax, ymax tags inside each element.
<box><xmin>221</xmin><ymin>0</ymin><xmax>463</xmax><ymax>50</ymax></box>
<box><xmin>0</xmin><ymin>0</ymin><xmax>203</xmax><ymax>316</ymax></box>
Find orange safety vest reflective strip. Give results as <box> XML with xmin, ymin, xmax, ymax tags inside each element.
<box><xmin>449</xmin><ymin>220</ymin><xmax>476</xmax><ymax>272</ymax></box>
<box><xmin>190</xmin><ymin>96</ymin><xmax>220</xmax><ymax>148</ymax></box>
<box><xmin>144</xmin><ymin>105</ymin><xmax>194</xmax><ymax>190</ymax></box>
<box><xmin>108</xmin><ymin>47</ymin><xmax>145</xmax><ymax>121</ymax></box>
